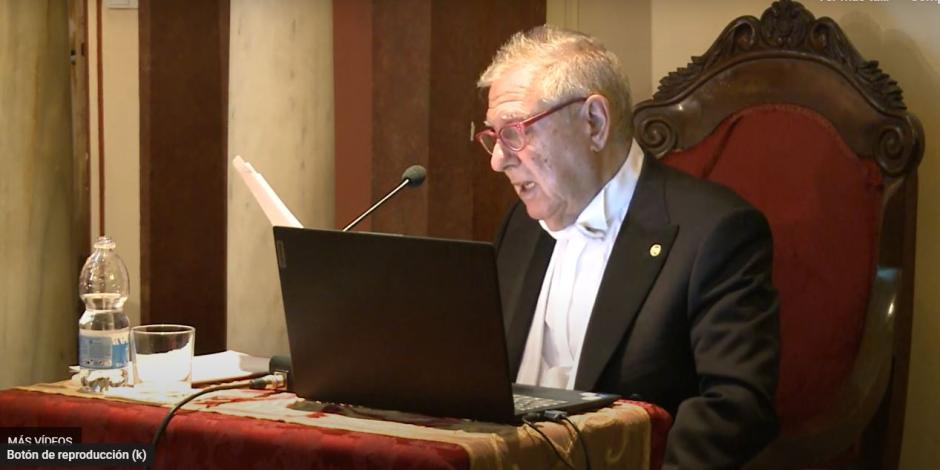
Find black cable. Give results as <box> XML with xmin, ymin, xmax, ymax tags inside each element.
<box><xmin>560</xmin><ymin>416</ymin><xmax>591</xmax><ymax>470</ymax></box>
<box><xmin>522</xmin><ymin>415</ymin><xmax>576</xmax><ymax>470</ymax></box>
<box><xmin>149</xmin><ymin>375</ymin><xmax>283</xmax><ymax>468</ymax></box>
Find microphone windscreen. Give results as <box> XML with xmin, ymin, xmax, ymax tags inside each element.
<box><xmin>401</xmin><ymin>165</ymin><xmax>427</xmax><ymax>187</ymax></box>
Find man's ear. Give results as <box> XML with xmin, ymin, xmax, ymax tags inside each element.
<box><xmin>582</xmin><ymin>94</ymin><xmax>611</xmax><ymax>152</ymax></box>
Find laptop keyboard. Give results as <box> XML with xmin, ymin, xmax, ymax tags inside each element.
<box><xmin>513</xmin><ymin>393</ymin><xmax>566</xmax><ymax>413</ymax></box>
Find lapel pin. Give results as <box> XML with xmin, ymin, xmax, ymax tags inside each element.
<box><xmin>649</xmin><ymin>243</ymin><xmax>662</xmax><ymax>257</ymax></box>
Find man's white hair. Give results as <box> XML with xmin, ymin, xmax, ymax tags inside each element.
<box><xmin>478</xmin><ymin>25</ymin><xmax>633</xmax><ymax>137</ymax></box>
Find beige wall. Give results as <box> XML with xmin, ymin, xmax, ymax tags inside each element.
<box><xmin>87</xmin><ymin>2</ymin><xmax>141</xmax><ymax>327</ymax></box>
<box><xmin>648</xmin><ymin>2</ymin><xmax>939</xmax><ymax>468</ymax></box>
<box><xmin>0</xmin><ymin>1</ymin><xmax>76</xmax><ymax>388</ymax></box>
<box><xmin>547</xmin><ymin>0</ymin><xmax>652</xmax><ymax>104</ymax></box>
<box><xmin>226</xmin><ymin>0</ymin><xmax>335</xmax><ymax>357</ymax></box>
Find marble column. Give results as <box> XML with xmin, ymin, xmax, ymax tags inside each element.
<box><xmin>0</xmin><ymin>1</ymin><xmax>78</xmax><ymax>388</ymax></box>
<box><xmin>226</xmin><ymin>0</ymin><xmax>334</xmax><ymax>357</ymax></box>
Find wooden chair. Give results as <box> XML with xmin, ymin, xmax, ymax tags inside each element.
<box><xmin>632</xmin><ymin>1</ymin><xmax>923</xmax><ymax>468</ymax></box>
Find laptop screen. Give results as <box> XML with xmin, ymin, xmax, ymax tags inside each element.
<box><xmin>274</xmin><ymin>227</ymin><xmax>517</xmax><ymax>422</ymax></box>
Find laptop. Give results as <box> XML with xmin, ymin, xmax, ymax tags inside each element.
<box><xmin>273</xmin><ymin>226</ymin><xmax>619</xmax><ymax>424</ymax></box>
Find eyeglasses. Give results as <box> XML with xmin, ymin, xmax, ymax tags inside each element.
<box><xmin>475</xmin><ymin>97</ymin><xmax>587</xmax><ymax>155</ymax></box>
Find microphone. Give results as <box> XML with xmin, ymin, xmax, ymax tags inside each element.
<box><xmin>400</xmin><ymin>164</ymin><xmax>427</xmax><ymax>187</ymax></box>
<box><xmin>341</xmin><ymin>164</ymin><xmax>426</xmax><ymax>232</ymax></box>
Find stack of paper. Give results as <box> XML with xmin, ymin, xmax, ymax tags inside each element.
<box><xmin>191</xmin><ymin>350</ymin><xmax>270</xmax><ymax>385</ymax></box>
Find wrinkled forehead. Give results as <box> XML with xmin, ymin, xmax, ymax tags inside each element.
<box><xmin>484</xmin><ymin>66</ymin><xmax>543</xmax><ymax>127</ymax></box>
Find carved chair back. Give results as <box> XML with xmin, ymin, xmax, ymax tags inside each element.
<box><xmin>632</xmin><ymin>1</ymin><xmax>922</xmax><ymax>466</ymax></box>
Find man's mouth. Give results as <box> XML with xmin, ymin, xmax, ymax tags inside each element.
<box><xmin>514</xmin><ymin>181</ymin><xmax>536</xmax><ymax>197</ymax></box>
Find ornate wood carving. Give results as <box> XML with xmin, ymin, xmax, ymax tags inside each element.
<box><xmin>654</xmin><ymin>0</ymin><xmax>903</xmax><ymax>111</ymax></box>
<box><xmin>635</xmin><ymin>0</ymin><xmax>923</xmax><ymax>177</ymax></box>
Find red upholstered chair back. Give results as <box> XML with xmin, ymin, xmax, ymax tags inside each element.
<box><xmin>633</xmin><ymin>1</ymin><xmax>923</xmax><ymax>468</ymax></box>
<box><xmin>663</xmin><ymin>104</ymin><xmax>882</xmax><ymax>428</ymax></box>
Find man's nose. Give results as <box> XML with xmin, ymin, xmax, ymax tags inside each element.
<box><xmin>490</xmin><ymin>143</ymin><xmax>516</xmax><ymax>172</ymax></box>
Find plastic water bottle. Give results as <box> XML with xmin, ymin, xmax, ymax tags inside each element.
<box><xmin>78</xmin><ymin>236</ymin><xmax>130</xmax><ymax>392</ymax></box>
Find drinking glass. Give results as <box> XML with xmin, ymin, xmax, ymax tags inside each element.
<box><xmin>131</xmin><ymin>324</ymin><xmax>195</xmax><ymax>391</ymax></box>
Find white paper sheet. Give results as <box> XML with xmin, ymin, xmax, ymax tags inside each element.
<box><xmin>233</xmin><ymin>155</ymin><xmax>303</xmax><ymax>228</ymax></box>
<box><xmin>190</xmin><ymin>350</ymin><xmax>271</xmax><ymax>385</ymax></box>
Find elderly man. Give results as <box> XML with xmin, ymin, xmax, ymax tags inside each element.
<box><xmin>476</xmin><ymin>26</ymin><xmax>779</xmax><ymax>468</ymax></box>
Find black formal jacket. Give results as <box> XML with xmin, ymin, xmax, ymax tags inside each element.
<box><xmin>494</xmin><ymin>154</ymin><xmax>780</xmax><ymax>469</ymax></box>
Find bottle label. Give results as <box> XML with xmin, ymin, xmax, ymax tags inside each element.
<box><xmin>79</xmin><ymin>331</ymin><xmax>129</xmax><ymax>369</ymax></box>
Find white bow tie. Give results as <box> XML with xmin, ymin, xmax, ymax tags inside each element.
<box><xmin>545</xmin><ymin>219</ymin><xmax>607</xmax><ymax>241</ymax></box>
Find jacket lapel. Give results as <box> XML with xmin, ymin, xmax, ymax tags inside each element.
<box><xmin>574</xmin><ymin>155</ymin><xmax>678</xmax><ymax>391</ymax></box>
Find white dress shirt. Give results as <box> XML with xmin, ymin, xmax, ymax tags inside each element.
<box><xmin>516</xmin><ymin>139</ymin><xmax>644</xmax><ymax>389</ymax></box>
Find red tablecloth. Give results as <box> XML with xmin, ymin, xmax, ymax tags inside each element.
<box><xmin>0</xmin><ymin>384</ymin><xmax>671</xmax><ymax>470</ymax></box>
